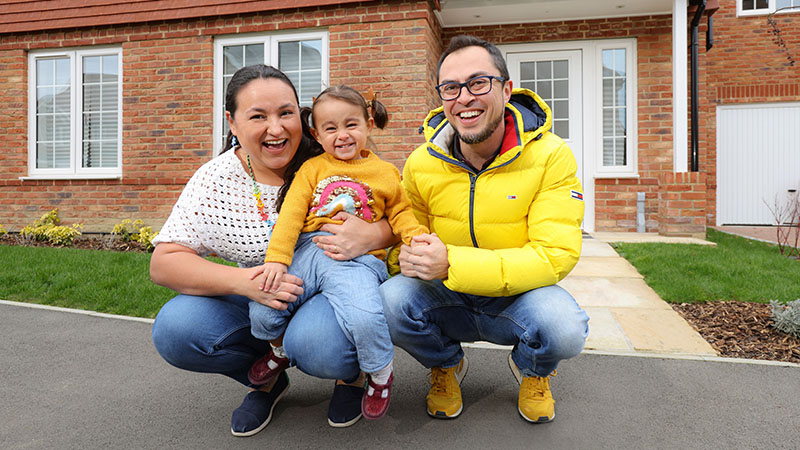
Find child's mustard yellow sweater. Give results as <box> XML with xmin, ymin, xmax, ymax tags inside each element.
<box><xmin>265</xmin><ymin>149</ymin><xmax>428</xmax><ymax>265</ymax></box>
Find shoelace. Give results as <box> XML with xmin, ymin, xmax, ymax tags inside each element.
<box><xmin>520</xmin><ymin>371</ymin><xmax>556</xmax><ymax>399</ymax></box>
<box><xmin>427</xmin><ymin>367</ymin><xmax>455</xmax><ymax>395</ymax></box>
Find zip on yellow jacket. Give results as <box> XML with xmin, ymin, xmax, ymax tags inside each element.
<box><xmin>393</xmin><ymin>88</ymin><xmax>585</xmax><ymax>297</ymax></box>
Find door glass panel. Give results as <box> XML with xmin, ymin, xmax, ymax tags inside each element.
<box><xmin>521</xmin><ymin>59</ymin><xmax>570</xmax><ymax>139</ymax></box>
<box><xmin>601</xmin><ymin>48</ymin><xmax>627</xmax><ymax>167</ymax></box>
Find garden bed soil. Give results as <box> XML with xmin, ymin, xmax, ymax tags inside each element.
<box><xmin>673</xmin><ymin>301</ymin><xmax>800</xmax><ymax>364</ymax></box>
<box><xmin>0</xmin><ymin>234</ymin><xmax>151</xmax><ymax>253</ymax></box>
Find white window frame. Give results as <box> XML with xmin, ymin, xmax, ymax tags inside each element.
<box><xmin>737</xmin><ymin>0</ymin><xmax>800</xmax><ymax>16</ymax></box>
<box><xmin>26</xmin><ymin>47</ymin><xmax>123</xmax><ymax>179</ymax></box>
<box><xmin>594</xmin><ymin>39</ymin><xmax>638</xmax><ymax>178</ymax></box>
<box><xmin>213</xmin><ymin>31</ymin><xmax>329</xmax><ymax>155</ymax></box>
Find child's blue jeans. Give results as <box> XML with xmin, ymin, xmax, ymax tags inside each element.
<box><xmin>249</xmin><ymin>231</ymin><xmax>393</xmax><ymax>373</ymax></box>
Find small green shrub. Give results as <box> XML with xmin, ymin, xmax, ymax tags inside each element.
<box><xmin>771</xmin><ymin>299</ymin><xmax>800</xmax><ymax>339</ymax></box>
<box><xmin>111</xmin><ymin>219</ymin><xmax>158</xmax><ymax>251</ymax></box>
<box><xmin>20</xmin><ymin>209</ymin><xmax>83</xmax><ymax>246</ymax></box>
<box><xmin>0</xmin><ymin>224</ymin><xmax>7</xmax><ymax>235</ymax></box>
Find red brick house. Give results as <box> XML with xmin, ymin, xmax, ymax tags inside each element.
<box><xmin>1</xmin><ymin>0</ymin><xmax>798</xmax><ymax>235</ymax></box>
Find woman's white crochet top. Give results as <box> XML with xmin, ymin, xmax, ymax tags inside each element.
<box><xmin>152</xmin><ymin>150</ymin><xmax>279</xmax><ymax>268</ymax></box>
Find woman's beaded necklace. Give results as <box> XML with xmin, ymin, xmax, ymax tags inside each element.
<box><xmin>246</xmin><ymin>154</ymin><xmax>277</xmax><ymax>232</ymax></box>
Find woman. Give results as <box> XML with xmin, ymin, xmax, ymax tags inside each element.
<box><xmin>150</xmin><ymin>65</ymin><xmax>394</xmax><ymax>436</ymax></box>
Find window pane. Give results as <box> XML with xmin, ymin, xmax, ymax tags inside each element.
<box><xmin>553</xmin><ymin>60</ymin><xmax>568</xmax><ymax>79</ymax></box>
<box><xmin>83</xmin><ymin>56</ymin><xmax>101</xmax><ymax>83</ymax></box>
<box><xmin>37</xmin><ymin>59</ymin><xmax>54</xmax><ymax>86</ymax></box>
<box><xmin>84</xmin><ymin>83</ymin><xmax>101</xmax><ymax>112</ymax></box>
<box><xmin>102</xmin><ymin>114</ymin><xmax>118</xmax><ymax>140</ymax></box>
<box><xmin>552</xmin><ymin>100</ymin><xmax>569</xmax><ymax>120</ymax></box>
<box><xmin>279</xmin><ymin>41</ymin><xmax>299</xmax><ymax>72</ymax></box>
<box><xmin>603</xmin><ymin>109</ymin><xmax>614</xmax><ymax>136</ymax></box>
<box><xmin>56</xmin><ymin>59</ymin><xmax>70</xmax><ymax>84</ymax></box>
<box><xmin>37</xmin><ymin>142</ymin><xmax>54</xmax><ymax>168</ymax></box>
<box><xmin>553</xmin><ymin>120</ymin><xmax>568</xmax><ymax>138</ymax></box>
<box><xmin>520</xmin><ymin>62</ymin><xmax>535</xmax><ymax>80</ymax></box>
<box><xmin>614</xmin><ymin>49</ymin><xmax>626</xmax><ymax>76</ymax></box>
<box><xmin>245</xmin><ymin>44</ymin><xmax>264</xmax><ymax>66</ymax></box>
<box><xmin>102</xmin><ymin>55</ymin><xmax>118</xmax><ymax>82</ymax></box>
<box><xmin>54</xmin><ymin>114</ymin><xmax>70</xmax><ymax>141</ymax></box>
<box><xmin>602</xmin><ymin>79</ymin><xmax>614</xmax><ymax>107</ymax></box>
<box><xmin>37</xmin><ymin>87</ymin><xmax>55</xmax><ymax>113</ymax></box>
<box><xmin>520</xmin><ymin>81</ymin><xmax>535</xmax><ymax>91</ymax></box>
<box><xmin>756</xmin><ymin>0</ymin><xmax>768</xmax><ymax>8</ymax></box>
<box><xmin>742</xmin><ymin>0</ymin><xmax>754</xmax><ymax>9</ymax></box>
<box><xmin>536</xmin><ymin>80</ymin><xmax>551</xmax><ymax>99</ymax></box>
<box><xmin>223</xmin><ymin>45</ymin><xmax>243</xmax><ymax>74</ymax></box>
<box><xmin>602</xmin><ymin>48</ymin><xmax>628</xmax><ymax>167</ymax></box>
<box><xmin>37</xmin><ymin>115</ymin><xmax>53</xmax><ymax>141</ymax></box>
<box><xmin>280</xmin><ymin>40</ymin><xmax>323</xmax><ymax>106</ymax></box>
<box><xmin>299</xmin><ymin>70</ymin><xmax>322</xmax><ymax>106</ymax></box>
<box><xmin>535</xmin><ymin>61</ymin><xmax>551</xmax><ymax>79</ymax></box>
<box><xmin>102</xmin><ymin>84</ymin><xmax>118</xmax><ymax>111</ymax></box>
<box><xmin>615</xmin><ymin>108</ymin><xmax>627</xmax><ymax>135</ymax></box>
<box><xmin>615</xmin><ymin>79</ymin><xmax>626</xmax><ymax>106</ymax></box>
<box><xmin>554</xmin><ymin>79</ymin><xmax>568</xmax><ymax>99</ymax></box>
<box><xmin>615</xmin><ymin>138</ymin><xmax>627</xmax><ymax>165</ymax></box>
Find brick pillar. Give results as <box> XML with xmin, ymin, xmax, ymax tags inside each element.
<box><xmin>658</xmin><ymin>172</ymin><xmax>707</xmax><ymax>238</ymax></box>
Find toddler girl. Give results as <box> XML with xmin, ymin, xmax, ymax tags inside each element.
<box><xmin>247</xmin><ymin>85</ymin><xmax>428</xmax><ymax>421</ymax></box>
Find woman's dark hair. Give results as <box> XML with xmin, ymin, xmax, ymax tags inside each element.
<box><xmin>311</xmin><ymin>85</ymin><xmax>389</xmax><ymax>130</ymax></box>
<box><xmin>222</xmin><ymin>64</ymin><xmax>322</xmax><ymax>211</ymax></box>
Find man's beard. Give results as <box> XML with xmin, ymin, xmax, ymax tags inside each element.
<box><xmin>454</xmin><ymin>110</ymin><xmax>503</xmax><ymax>145</ymax></box>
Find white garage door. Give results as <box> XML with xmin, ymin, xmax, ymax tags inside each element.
<box><xmin>717</xmin><ymin>103</ymin><xmax>800</xmax><ymax>225</ymax></box>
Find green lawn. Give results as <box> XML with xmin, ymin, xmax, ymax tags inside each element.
<box><xmin>0</xmin><ymin>244</ymin><xmax>174</xmax><ymax>318</ymax></box>
<box><xmin>2</xmin><ymin>228</ymin><xmax>799</xmax><ymax>318</ymax></box>
<box><xmin>612</xmin><ymin>228</ymin><xmax>800</xmax><ymax>304</ymax></box>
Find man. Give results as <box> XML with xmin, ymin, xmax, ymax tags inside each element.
<box><xmin>381</xmin><ymin>35</ymin><xmax>589</xmax><ymax>423</ymax></box>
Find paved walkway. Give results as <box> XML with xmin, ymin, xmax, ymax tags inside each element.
<box><xmin>560</xmin><ymin>232</ymin><xmax>717</xmax><ymax>357</ymax></box>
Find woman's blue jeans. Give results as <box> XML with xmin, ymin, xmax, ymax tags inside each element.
<box><xmin>380</xmin><ymin>275</ymin><xmax>589</xmax><ymax>377</ymax></box>
<box><xmin>151</xmin><ymin>292</ymin><xmax>361</xmax><ymax>387</ymax></box>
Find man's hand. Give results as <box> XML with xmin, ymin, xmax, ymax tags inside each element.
<box><xmin>398</xmin><ymin>233</ymin><xmax>449</xmax><ymax>280</ymax></box>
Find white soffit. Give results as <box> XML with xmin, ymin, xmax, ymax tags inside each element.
<box><xmin>436</xmin><ymin>0</ymin><xmax>673</xmax><ymax>27</ymax></box>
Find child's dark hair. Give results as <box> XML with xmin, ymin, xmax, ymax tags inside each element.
<box><xmin>310</xmin><ymin>85</ymin><xmax>389</xmax><ymax>130</ymax></box>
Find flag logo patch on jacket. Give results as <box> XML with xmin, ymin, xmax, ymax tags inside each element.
<box><xmin>570</xmin><ymin>190</ymin><xmax>583</xmax><ymax>201</ymax></box>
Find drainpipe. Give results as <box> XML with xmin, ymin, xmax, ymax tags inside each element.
<box><xmin>690</xmin><ymin>0</ymin><xmax>705</xmax><ymax>172</ymax></box>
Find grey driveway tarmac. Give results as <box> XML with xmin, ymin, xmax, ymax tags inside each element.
<box><xmin>2</xmin><ymin>301</ymin><xmax>799</xmax><ymax>450</ymax></box>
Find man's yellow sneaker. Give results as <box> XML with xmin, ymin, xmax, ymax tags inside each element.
<box><xmin>508</xmin><ymin>353</ymin><xmax>555</xmax><ymax>423</ymax></box>
<box><xmin>426</xmin><ymin>356</ymin><xmax>469</xmax><ymax>419</ymax></box>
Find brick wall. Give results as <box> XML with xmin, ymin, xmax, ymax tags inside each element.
<box><xmin>445</xmin><ymin>15</ymin><xmax>675</xmax><ymax>232</ymax></box>
<box><xmin>701</xmin><ymin>0</ymin><xmax>800</xmax><ymax>225</ymax></box>
<box><xmin>658</xmin><ymin>171</ymin><xmax>707</xmax><ymax>237</ymax></box>
<box><xmin>0</xmin><ymin>0</ymin><xmax>438</xmax><ymax>232</ymax></box>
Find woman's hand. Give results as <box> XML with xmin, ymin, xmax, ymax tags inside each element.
<box><xmin>150</xmin><ymin>242</ymin><xmax>303</xmax><ymax>310</ymax></box>
<box><xmin>242</xmin><ymin>267</ymin><xmax>303</xmax><ymax>310</ymax></box>
<box><xmin>314</xmin><ymin>212</ymin><xmax>396</xmax><ymax>261</ymax></box>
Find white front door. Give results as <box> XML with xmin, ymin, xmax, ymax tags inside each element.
<box><xmin>507</xmin><ymin>50</ymin><xmax>583</xmax><ymax>186</ymax></box>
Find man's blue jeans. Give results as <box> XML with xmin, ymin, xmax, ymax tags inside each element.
<box><xmin>380</xmin><ymin>275</ymin><xmax>589</xmax><ymax>377</ymax></box>
<box><xmin>249</xmin><ymin>231</ymin><xmax>393</xmax><ymax>373</ymax></box>
<box><xmin>152</xmin><ymin>292</ymin><xmax>361</xmax><ymax>387</ymax></box>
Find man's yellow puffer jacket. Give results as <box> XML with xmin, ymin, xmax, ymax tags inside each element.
<box><xmin>397</xmin><ymin>88</ymin><xmax>584</xmax><ymax>297</ymax></box>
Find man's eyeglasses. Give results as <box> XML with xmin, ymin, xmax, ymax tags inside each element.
<box><xmin>435</xmin><ymin>75</ymin><xmax>507</xmax><ymax>101</ymax></box>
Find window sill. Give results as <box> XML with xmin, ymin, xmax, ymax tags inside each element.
<box><xmin>594</xmin><ymin>171</ymin><xmax>640</xmax><ymax>179</ymax></box>
<box><xmin>20</xmin><ymin>174</ymin><xmax>122</xmax><ymax>181</ymax></box>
